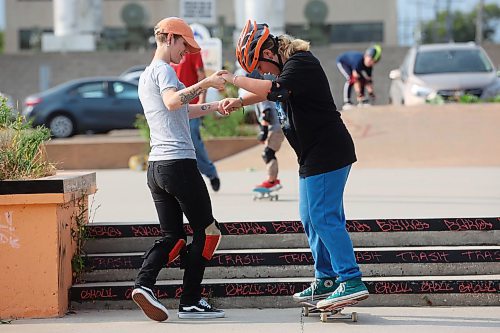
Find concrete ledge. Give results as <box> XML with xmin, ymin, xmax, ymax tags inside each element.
<box><xmin>71</xmin><ymin>293</ymin><xmax>500</xmax><ymax>309</ymax></box>
<box><xmin>45</xmin><ymin>135</ymin><xmax>258</xmax><ymax>170</ymax></box>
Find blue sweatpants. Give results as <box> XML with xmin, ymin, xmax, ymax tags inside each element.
<box><xmin>299</xmin><ymin>165</ymin><xmax>361</xmax><ymax>282</ymax></box>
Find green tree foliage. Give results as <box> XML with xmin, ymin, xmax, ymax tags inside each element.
<box><xmin>0</xmin><ymin>31</ymin><xmax>4</xmax><ymax>53</ymax></box>
<box><xmin>421</xmin><ymin>4</ymin><xmax>500</xmax><ymax>43</ymax></box>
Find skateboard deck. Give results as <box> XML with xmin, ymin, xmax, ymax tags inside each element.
<box><xmin>300</xmin><ymin>299</ymin><xmax>359</xmax><ymax>323</ymax></box>
<box><xmin>252</xmin><ymin>187</ymin><xmax>280</xmax><ymax>201</ymax></box>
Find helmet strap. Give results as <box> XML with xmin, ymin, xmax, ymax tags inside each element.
<box><xmin>272</xmin><ymin>36</ymin><xmax>284</xmax><ymax>71</ymax></box>
<box><xmin>257</xmin><ymin>57</ymin><xmax>282</xmax><ymax>72</ymax></box>
<box><xmin>257</xmin><ymin>36</ymin><xmax>283</xmax><ymax>72</ymax></box>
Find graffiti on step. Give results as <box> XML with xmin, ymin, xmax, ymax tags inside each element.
<box><xmin>224</xmin><ymin>222</ymin><xmax>269</xmax><ymax>235</ymax></box>
<box><xmin>85</xmin><ymin>217</ymin><xmax>500</xmax><ymax>238</ymax></box>
<box><xmin>80</xmin><ymin>288</ymin><xmax>117</xmax><ymax>300</ymax></box>
<box><xmin>277</xmin><ymin>253</ymin><xmax>314</xmax><ymax>265</ymax></box>
<box><xmin>0</xmin><ymin>212</ymin><xmax>20</xmax><ymax>249</ymax></box>
<box><xmin>72</xmin><ymin>280</ymin><xmax>499</xmax><ymax>301</ymax></box>
<box><xmin>367</xmin><ymin>280</ymin><xmax>500</xmax><ymax>294</ymax></box>
<box><xmin>87</xmin><ymin>248</ymin><xmax>499</xmax><ymax>270</ymax></box>
<box><xmin>87</xmin><ymin>225</ymin><xmax>123</xmax><ymax>238</ymax></box>
<box><xmin>347</xmin><ymin>218</ymin><xmax>498</xmax><ymax>233</ymax></box>
<box><xmin>130</xmin><ymin>225</ymin><xmax>162</xmax><ymax>237</ymax></box>
<box><xmin>212</xmin><ymin>254</ymin><xmax>267</xmax><ymax>266</ymax></box>
<box><xmin>443</xmin><ymin>218</ymin><xmax>494</xmax><ymax>231</ymax></box>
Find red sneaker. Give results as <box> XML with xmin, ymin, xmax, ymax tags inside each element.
<box><xmin>255</xmin><ymin>179</ymin><xmax>282</xmax><ymax>191</ymax></box>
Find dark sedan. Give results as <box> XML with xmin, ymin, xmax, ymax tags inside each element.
<box><xmin>22</xmin><ymin>77</ymin><xmax>143</xmax><ymax>138</ymax></box>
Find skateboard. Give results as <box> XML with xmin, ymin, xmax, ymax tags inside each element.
<box><xmin>252</xmin><ymin>186</ymin><xmax>281</xmax><ymax>201</ymax></box>
<box><xmin>301</xmin><ymin>299</ymin><xmax>359</xmax><ymax>323</ymax></box>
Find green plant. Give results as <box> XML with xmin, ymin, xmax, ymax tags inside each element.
<box><xmin>133</xmin><ymin>93</ymin><xmax>257</xmax><ymax>139</ymax></box>
<box><xmin>459</xmin><ymin>94</ymin><xmax>480</xmax><ymax>104</ymax></box>
<box><xmin>71</xmin><ymin>191</ymin><xmax>100</xmax><ymax>283</ymax></box>
<box><xmin>0</xmin><ymin>31</ymin><xmax>3</xmax><ymax>54</ymax></box>
<box><xmin>134</xmin><ymin>114</ymin><xmax>151</xmax><ymax>153</ymax></box>
<box><xmin>0</xmin><ymin>97</ymin><xmax>55</xmax><ymax>180</ymax></box>
<box><xmin>200</xmin><ymin>110</ymin><xmax>257</xmax><ymax>138</ymax></box>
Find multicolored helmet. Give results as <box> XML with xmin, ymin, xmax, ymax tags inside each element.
<box><xmin>236</xmin><ymin>20</ymin><xmax>271</xmax><ymax>73</ymax></box>
<box><xmin>365</xmin><ymin>44</ymin><xmax>382</xmax><ymax>63</ymax></box>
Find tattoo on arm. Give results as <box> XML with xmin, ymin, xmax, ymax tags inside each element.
<box><xmin>180</xmin><ymin>87</ymin><xmax>205</xmax><ymax>105</ymax></box>
<box><xmin>201</xmin><ymin>104</ymin><xmax>211</xmax><ymax>111</ymax></box>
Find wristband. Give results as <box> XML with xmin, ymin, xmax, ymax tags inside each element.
<box><xmin>233</xmin><ymin>75</ymin><xmax>240</xmax><ymax>85</ymax></box>
<box><xmin>238</xmin><ymin>96</ymin><xmax>244</xmax><ymax>107</ymax></box>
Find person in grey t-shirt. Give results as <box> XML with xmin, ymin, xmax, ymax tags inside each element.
<box><xmin>131</xmin><ymin>17</ymin><xmax>231</xmax><ymax>322</ymax></box>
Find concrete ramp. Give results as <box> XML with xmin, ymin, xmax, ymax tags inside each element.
<box><xmin>217</xmin><ymin>104</ymin><xmax>500</xmax><ymax>171</ymax></box>
<box><xmin>344</xmin><ymin>103</ymin><xmax>500</xmax><ymax>168</ymax></box>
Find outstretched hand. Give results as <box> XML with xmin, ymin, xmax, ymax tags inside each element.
<box><xmin>219</xmin><ymin>97</ymin><xmax>242</xmax><ymax>115</ymax></box>
<box><xmin>205</xmin><ymin>70</ymin><xmax>229</xmax><ymax>90</ymax></box>
<box><xmin>221</xmin><ymin>72</ymin><xmax>235</xmax><ymax>85</ymax></box>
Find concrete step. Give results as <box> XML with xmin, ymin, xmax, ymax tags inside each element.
<box><xmin>71</xmin><ymin>275</ymin><xmax>500</xmax><ymax>308</ymax></box>
<box><xmin>84</xmin><ymin>218</ymin><xmax>500</xmax><ymax>253</ymax></box>
<box><xmin>82</xmin><ymin>246</ymin><xmax>500</xmax><ymax>282</ymax></box>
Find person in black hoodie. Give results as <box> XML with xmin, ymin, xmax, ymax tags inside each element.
<box><xmin>220</xmin><ymin>20</ymin><xmax>369</xmax><ymax>308</ymax></box>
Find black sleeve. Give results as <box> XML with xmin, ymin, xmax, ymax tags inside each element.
<box><xmin>275</xmin><ymin>58</ymin><xmax>304</xmax><ymax>96</ymax></box>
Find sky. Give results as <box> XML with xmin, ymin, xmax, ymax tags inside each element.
<box><xmin>0</xmin><ymin>0</ymin><xmax>4</xmax><ymax>30</ymax></box>
<box><xmin>0</xmin><ymin>0</ymin><xmax>498</xmax><ymax>44</ymax></box>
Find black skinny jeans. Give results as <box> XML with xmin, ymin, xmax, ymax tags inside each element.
<box><xmin>135</xmin><ymin>159</ymin><xmax>215</xmax><ymax>305</ymax></box>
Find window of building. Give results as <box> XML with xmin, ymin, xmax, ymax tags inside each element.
<box><xmin>19</xmin><ymin>28</ymin><xmax>52</xmax><ymax>50</ymax></box>
<box><xmin>330</xmin><ymin>22</ymin><xmax>384</xmax><ymax>43</ymax></box>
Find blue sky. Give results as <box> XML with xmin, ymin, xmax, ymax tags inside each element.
<box><xmin>0</xmin><ymin>0</ymin><xmax>4</xmax><ymax>30</ymax></box>
<box><xmin>0</xmin><ymin>0</ymin><xmax>498</xmax><ymax>44</ymax></box>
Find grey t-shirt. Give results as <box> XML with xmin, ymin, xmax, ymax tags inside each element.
<box><xmin>138</xmin><ymin>59</ymin><xmax>195</xmax><ymax>161</ymax></box>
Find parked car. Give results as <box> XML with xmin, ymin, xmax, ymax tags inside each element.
<box><xmin>389</xmin><ymin>42</ymin><xmax>497</xmax><ymax>105</ymax></box>
<box><xmin>22</xmin><ymin>77</ymin><xmax>143</xmax><ymax>138</ymax></box>
<box><xmin>120</xmin><ymin>65</ymin><xmax>147</xmax><ymax>83</ymax></box>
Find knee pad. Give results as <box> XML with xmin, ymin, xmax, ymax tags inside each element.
<box><xmin>141</xmin><ymin>236</ymin><xmax>187</xmax><ymax>265</ymax></box>
<box><xmin>262</xmin><ymin>147</ymin><xmax>276</xmax><ymax>164</ymax></box>
<box><xmin>167</xmin><ymin>238</ymin><xmax>187</xmax><ymax>264</ymax></box>
<box><xmin>201</xmin><ymin>221</ymin><xmax>221</xmax><ymax>260</ymax></box>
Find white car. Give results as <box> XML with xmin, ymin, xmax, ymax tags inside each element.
<box><xmin>389</xmin><ymin>43</ymin><xmax>497</xmax><ymax>105</ymax></box>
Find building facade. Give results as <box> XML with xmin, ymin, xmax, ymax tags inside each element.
<box><xmin>4</xmin><ymin>0</ymin><xmax>398</xmax><ymax>53</ymax></box>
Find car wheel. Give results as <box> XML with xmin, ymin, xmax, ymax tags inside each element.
<box><xmin>49</xmin><ymin>114</ymin><xmax>75</xmax><ymax>138</ymax></box>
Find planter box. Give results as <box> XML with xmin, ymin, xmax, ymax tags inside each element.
<box><xmin>0</xmin><ymin>172</ymin><xmax>96</xmax><ymax>319</ymax></box>
<box><xmin>45</xmin><ymin>135</ymin><xmax>258</xmax><ymax>170</ymax></box>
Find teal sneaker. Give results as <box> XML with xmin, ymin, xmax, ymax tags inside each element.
<box><xmin>292</xmin><ymin>278</ymin><xmax>339</xmax><ymax>302</ymax></box>
<box><xmin>316</xmin><ymin>278</ymin><xmax>369</xmax><ymax>308</ymax></box>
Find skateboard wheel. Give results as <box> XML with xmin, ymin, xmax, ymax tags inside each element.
<box><xmin>320</xmin><ymin>312</ymin><xmax>328</xmax><ymax>322</ymax></box>
<box><xmin>303</xmin><ymin>307</ymin><xmax>309</xmax><ymax>317</ymax></box>
<box><xmin>351</xmin><ymin>312</ymin><xmax>358</xmax><ymax>322</ymax></box>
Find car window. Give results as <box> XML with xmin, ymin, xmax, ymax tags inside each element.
<box><xmin>76</xmin><ymin>82</ymin><xmax>107</xmax><ymax>98</ymax></box>
<box><xmin>112</xmin><ymin>82</ymin><xmax>139</xmax><ymax>99</ymax></box>
<box><xmin>414</xmin><ymin>49</ymin><xmax>493</xmax><ymax>75</ymax></box>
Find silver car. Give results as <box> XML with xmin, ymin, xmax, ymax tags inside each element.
<box><xmin>389</xmin><ymin>43</ymin><xmax>497</xmax><ymax>105</ymax></box>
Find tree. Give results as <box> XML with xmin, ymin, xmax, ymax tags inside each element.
<box><xmin>421</xmin><ymin>4</ymin><xmax>500</xmax><ymax>43</ymax></box>
<box><xmin>0</xmin><ymin>31</ymin><xmax>4</xmax><ymax>53</ymax></box>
